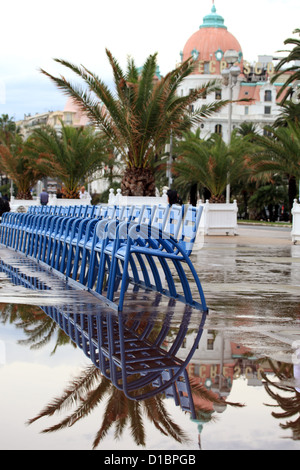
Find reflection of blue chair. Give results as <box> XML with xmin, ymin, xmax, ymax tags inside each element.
<box><xmin>92</xmin><ymin>299</ymin><xmax>206</xmax><ymax>405</ymax></box>
<box><xmin>0</xmin><ymin>254</ymin><xmax>206</xmax><ymax>417</ymax></box>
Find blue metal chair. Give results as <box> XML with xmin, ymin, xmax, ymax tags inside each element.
<box><xmin>88</xmin><ymin>205</ymin><xmax>151</xmax><ymax>294</ymax></box>
<box><xmin>27</xmin><ymin>206</ymin><xmax>68</xmax><ymax>258</ymax></box>
<box><xmin>75</xmin><ymin>206</ymin><xmax>139</xmax><ymax>286</ymax></box>
<box><xmin>51</xmin><ymin>205</ymin><xmax>83</xmax><ymax>270</ymax></box>
<box><xmin>10</xmin><ymin>212</ymin><xmax>35</xmax><ymax>251</ymax></box>
<box><xmin>105</xmin><ymin>221</ymin><xmax>207</xmax><ymax>313</ymax></box>
<box><xmin>53</xmin><ymin>206</ymin><xmax>94</xmax><ymax>273</ymax></box>
<box><xmin>48</xmin><ymin>206</ymin><xmax>79</xmax><ymax>268</ymax></box>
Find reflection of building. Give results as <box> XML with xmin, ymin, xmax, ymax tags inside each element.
<box><xmin>178</xmin><ymin>2</ymin><xmax>291</xmax><ymax>142</ymax></box>
<box><xmin>176</xmin><ymin>330</ymin><xmax>274</xmax><ymax>447</ymax></box>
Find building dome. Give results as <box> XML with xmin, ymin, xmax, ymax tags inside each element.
<box><xmin>182</xmin><ymin>2</ymin><xmax>243</xmax><ymax>75</ymax></box>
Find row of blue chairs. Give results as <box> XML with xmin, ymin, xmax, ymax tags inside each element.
<box><xmin>0</xmin><ymin>202</ymin><xmax>207</xmax><ymax>314</ymax></box>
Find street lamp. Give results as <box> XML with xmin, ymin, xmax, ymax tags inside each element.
<box><xmin>221</xmin><ymin>49</ymin><xmax>241</xmax><ymax>203</ymax></box>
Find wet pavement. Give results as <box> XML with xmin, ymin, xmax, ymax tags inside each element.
<box><xmin>0</xmin><ymin>224</ymin><xmax>300</xmax><ymax>450</ymax></box>
<box><xmin>194</xmin><ymin>225</ymin><xmax>300</xmax><ymax>362</ymax></box>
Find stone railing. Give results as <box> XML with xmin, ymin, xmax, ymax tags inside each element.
<box><xmin>292</xmin><ymin>199</ymin><xmax>300</xmax><ymax>244</ymax></box>
<box><xmin>108</xmin><ymin>188</ymin><xmax>168</xmax><ymax>206</ymax></box>
<box><xmin>9</xmin><ymin>194</ymin><xmax>92</xmax><ymax>212</ymax></box>
<box><xmin>198</xmin><ymin>199</ymin><xmax>238</xmax><ymax>236</ymax></box>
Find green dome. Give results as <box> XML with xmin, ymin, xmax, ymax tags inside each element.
<box><xmin>200</xmin><ymin>3</ymin><xmax>227</xmax><ymax>30</ymax></box>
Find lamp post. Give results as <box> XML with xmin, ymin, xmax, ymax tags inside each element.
<box><xmin>221</xmin><ymin>49</ymin><xmax>241</xmax><ymax>203</ymax></box>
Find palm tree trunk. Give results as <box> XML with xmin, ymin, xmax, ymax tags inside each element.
<box><xmin>121</xmin><ymin>167</ymin><xmax>156</xmax><ymax>196</ymax></box>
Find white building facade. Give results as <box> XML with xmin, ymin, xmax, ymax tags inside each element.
<box><xmin>178</xmin><ymin>3</ymin><xmax>284</xmax><ymax>142</ymax></box>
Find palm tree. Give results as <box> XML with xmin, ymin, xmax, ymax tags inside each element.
<box><xmin>271</xmin><ymin>29</ymin><xmax>300</xmax><ymax>104</ymax></box>
<box><xmin>26</xmin><ymin>122</ymin><xmax>109</xmax><ymax>198</ymax></box>
<box><xmin>235</xmin><ymin>122</ymin><xmax>260</xmax><ymax>138</ymax></box>
<box><xmin>0</xmin><ymin>114</ymin><xmax>18</xmax><ymax>145</ymax></box>
<box><xmin>40</xmin><ymin>49</ymin><xmax>227</xmax><ymax>196</ymax></box>
<box><xmin>248</xmin><ymin>177</ymin><xmax>289</xmax><ymax>221</ymax></box>
<box><xmin>249</xmin><ymin>122</ymin><xmax>300</xmax><ymax>217</ymax></box>
<box><xmin>0</xmin><ymin>133</ymin><xmax>45</xmax><ymax>199</ymax></box>
<box><xmin>273</xmin><ymin>100</ymin><xmax>300</xmax><ymax>128</ymax></box>
<box><xmin>173</xmin><ymin>129</ymin><xmax>250</xmax><ymax>203</ymax></box>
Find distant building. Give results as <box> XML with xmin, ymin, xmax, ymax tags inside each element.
<box><xmin>16</xmin><ymin>97</ymin><xmax>90</xmax><ymax>140</ymax></box>
<box><xmin>178</xmin><ymin>2</ymin><xmax>292</xmax><ymax>142</ymax></box>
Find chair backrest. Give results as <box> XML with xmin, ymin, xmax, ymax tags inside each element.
<box><xmin>106</xmin><ymin>205</ymin><xmax>117</xmax><ymax>219</ymax></box>
<box><xmin>130</xmin><ymin>205</ymin><xmax>145</xmax><ymax>223</ymax></box>
<box><xmin>67</xmin><ymin>206</ymin><xmax>76</xmax><ymax>216</ymax></box>
<box><xmin>164</xmin><ymin>204</ymin><xmax>184</xmax><ymax>240</ymax></box>
<box><xmin>93</xmin><ymin>205</ymin><xmax>104</xmax><ymax>218</ymax></box>
<box><xmin>151</xmin><ymin>205</ymin><xmax>170</xmax><ymax>231</ymax></box>
<box><xmin>178</xmin><ymin>205</ymin><xmax>203</xmax><ymax>255</ymax></box>
<box><xmin>120</xmin><ymin>205</ymin><xmax>135</xmax><ymax>221</ymax></box>
<box><xmin>85</xmin><ymin>205</ymin><xmax>96</xmax><ymax>217</ymax></box>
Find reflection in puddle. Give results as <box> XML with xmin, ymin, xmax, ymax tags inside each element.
<box><xmin>1</xmin><ymin>242</ymin><xmax>300</xmax><ymax>450</ymax></box>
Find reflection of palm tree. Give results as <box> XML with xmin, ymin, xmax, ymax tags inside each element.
<box><xmin>190</xmin><ymin>377</ymin><xmax>244</xmax><ymax>410</ymax></box>
<box><xmin>261</xmin><ymin>359</ymin><xmax>300</xmax><ymax>440</ymax></box>
<box><xmin>0</xmin><ymin>303</ymin><xmax>74</xmax><ymax>355</ymax></box>
<box><xmin>27</xmin><ymin>365</ymin><xmax>191</xmax><ymax>449</ymax></box>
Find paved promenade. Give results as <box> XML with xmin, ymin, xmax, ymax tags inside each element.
<box><xmin>207</xmin><ymin>223</ymin><xmax>293</xmax><ymax>246</ymax></box>
<box><xmin>193</xmin><ymin>224</ymin><xmax>300</xmax><ymax>362</ymax></box>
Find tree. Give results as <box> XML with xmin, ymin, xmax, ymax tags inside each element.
<box><xmin>26</xmin><ymin>122</ymin><xmax>109</xmax><ymax>198</ymax></box>
<box><xmin>0</xmin><ymin>114</ymin><xmax>18</xmax><ymax>145</ymax></box>
<box><xmin>273</xmin><ymin>100</ymin><xmax>300</xmax><ymax>128</ymax></box>
<box><xmin>173</xmin><ymin>129</ymin><xmax>250</xmax><ymax>203</ymax></box>
<box><xmin>271</xmin><ymin>29</ymin><xmax>300</xmax><ymax>104</ymax></box>
<box><xmin>0</xmin><ymin>134</ymin><xmax>44</xmax><ymax>199</ymax></box>
<box><xmin>40</xmin><ymin>50</ymin><xmax>227</xmax><ymax>196</ymax></box>
<box><xmin>249</xmin><ymin>122</ymin><xmax>300</xmax><ymax>218</ymax></box>
<box><xmin>248</xmin><ymin>177</ymin><xmax>289</xmax><ymax>221</ymax></box>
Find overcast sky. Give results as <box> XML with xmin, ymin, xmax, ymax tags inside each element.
<box><xmin>0</xmin><ymin>0</ymin><xmax>299</xmax><ymax>121</ymax></box>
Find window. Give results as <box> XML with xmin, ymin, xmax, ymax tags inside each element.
<box><xmin>264</xmin><ymin>106</ymin><xmax>271</xmax><ymax>115</ymax></box>
<box><xmin>263</xmin><ymin>128</ymin><xmax>272</xmax><ymax>137</ymax></box>
<box><xmin>264</xmin><ymin>90</ymin><xmax>272</xmax><ymax>102</ymax></box>
<box><xmin>65</xmin><ymin>112</ymin><xmax>73</xmax><ymax>124</ymax></box>
<box><xmin>207</xmin><ymin>338</ymin><xmax>214</xmax><ymax>350</ymax></box>
<box><xmin>245</xmin><ymin>106</ymin><xmax>249</xmax><ymax>115</ymax></box>
<box><xmin>215</xmin><ymin>124</ymin><xmax>222</xmax><ymax>135</ymax></box>
<box><xmin>215</xmin><ymin>89</ymin><xmax>222</xmax><ymax>100</ymax></box>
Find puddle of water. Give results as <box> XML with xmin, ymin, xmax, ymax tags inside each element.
<box><xmin>0</xmin><ymin>242</ymin><xmax>300</xmax><ymax>451</ymax></box>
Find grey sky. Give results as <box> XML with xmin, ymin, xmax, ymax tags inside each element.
<box><xmin>0</xmin><ymin>0</ymin><xmax>299</xmax><ymax>120</ymax></box>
